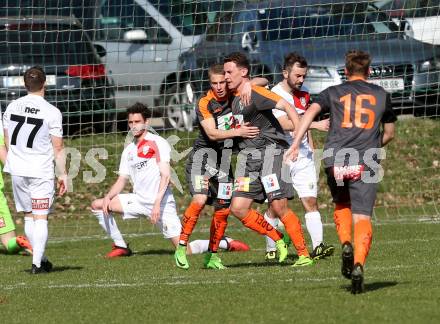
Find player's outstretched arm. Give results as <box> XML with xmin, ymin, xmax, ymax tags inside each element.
<box><xmin>151</xmin><ymin>161</ymin><xmax>171</xmax><ymax>224</ymax></box>
<box><xmin>286</xmin><ymin>102</ymin><xmax>322</xmax><ymax>161</ymax></box>
<box><xmin>310</xmin><ymin>118</ymin><xmax>330</xmax><ymax>132</ymax></box>
<box><xmin>240</xmin><ymin>78</ymin><xmax>269</xmax><ymax>106</ymax></box>
<box><xmin>200</xmin><ymin>118</ymin><xmax>259</xmax><ymax>141</ymax></box>
<box><xmin>275</xmin><ymin>98</ymin><xmax>300</xmax><ymax>131</ymax></box>
<box><xmin>381</xmin><ymin>122</ymin><xmax>396</xmax><ymax>147</ymax></box>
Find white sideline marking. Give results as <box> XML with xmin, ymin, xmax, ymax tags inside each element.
<box><xmin>2</xmin><ymin>260</ymin><xmax>439</xmax><ymax>291</ymax></box>
<box><xmin>1</xmin><ymin>276</ymin><xmax>341</xmax><ymax>291</ymax></box>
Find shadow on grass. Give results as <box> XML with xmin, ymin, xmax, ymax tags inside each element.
<box><xmin>135</xmin><ymin>249</ymin><xmax>173</xmax><ymax>256</ymax></box>
<box><xmin>225</xmin><ymin>261</ymin><xmax>291</xmax><ymax>268</ymax></box>
<box><xmin>340</xmin><ymin>281</ymin><xmax>398</xmax><ymax>293</ymax></box>
<box><xmin>24</xmin><ymin>266</ymin><xmax>84</xmax><ymax>274</ymax></box>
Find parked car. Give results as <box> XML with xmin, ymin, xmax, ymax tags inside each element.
<box><xmin>374</xmin><ymin>0</ymin><xmax>440</xmax><ymax>45</ymax></box>
<box><xmin>93</xmin><ymin>0</ymin><xmax>237</xmax><ymax>131</ymax></box>
<box><xmin>0</xmin><ymin>15</ymin><xmax>115</xmax><ymax>136</ymax></box>
<box><xmin>177</xmin><ymin>0</ymin><xmax>440</xmax><ymax>116</ymax></box>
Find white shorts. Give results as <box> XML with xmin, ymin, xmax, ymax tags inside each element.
<box><xmin>289</xmin><ymin>156</ymin><xmax>318</xmax><ymax>198</ymax></box>
<box><xmin>118</xmin><ymin>193</ymin><xmax>181</xmax><ymax>239</ymax></box>
<box><xmin>11</xmin><ymin>176</ymin><xmax>55</xmax><ymax>215</ymax></box>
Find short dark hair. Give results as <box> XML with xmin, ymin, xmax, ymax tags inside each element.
<box><xmin>24</xmin><ymin>66</ymin><xmax>46</xmax><ymax>92</ymax></box>
<box><xmin>224</xmin><ymin>52</ymin><xmax>250</xmax><ymax>76</ymax></box>
<box><xmin>283</xmin><ymin>52</ymin><xmax>308</xmax><ymax>71</ymax></box>
<box><xmin>126</xmin><ymin>102</ymin><xmax>153</xmax><ymax>120</ymax></box>
<box><xmin>208</xmin><ymin>63</ymin><xmax>224</xmax><ymax>78</ymax></box>
<box><xmin>345</xmin><ymin>50</ymin><xmax>371</xmax><ymax>77</ymax></box>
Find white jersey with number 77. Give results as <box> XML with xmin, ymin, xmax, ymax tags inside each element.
<box><xmin>3</xmin><ymin>94</ymin><xmax>63</xmax><ymax>179</ymax></box>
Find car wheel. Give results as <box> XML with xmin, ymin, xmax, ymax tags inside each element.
<box><xmin>164</xmin><ymin>84</ymin><xmax>195</xmax><ymax>132</ymax></box>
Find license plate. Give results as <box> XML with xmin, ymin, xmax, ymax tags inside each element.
<box><xmin>2</xmin><ymin>75</ymin><xmax>56</xmax><ymax>87</ymax></box>
<box><xmin>369</xmin><ymin>78</ymin><xmax>404</xmax><ymax>92</ymax></box>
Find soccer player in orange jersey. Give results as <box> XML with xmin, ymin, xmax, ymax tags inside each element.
<box><xmin>287</xmin><ymin>50</ymin><xmax>396</xmax><ymax>293</ymax></box>
<box><xmin>223</xmin><ymin>52</ymin><xmax>313</xmax><ymax>267</ymax></box>
<box><xmin>175</xmin><ymin>64</ymin><xmax>267</xmax><ymax>270</ymax></box>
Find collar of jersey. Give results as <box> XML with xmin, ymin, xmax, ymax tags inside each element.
<box><xmin>208</xmin><ymin>89</ymin><xmax>228</xmax><ymax>102</ymax></box>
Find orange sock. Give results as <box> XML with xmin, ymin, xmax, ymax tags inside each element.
<box><xmin>334</xmin><ymin>203</ymin><xmax>352</xmax><ymax>244</ymax></box>
<box><xmin>179</xmin><ymin>202</ymin><xmax>204</xmax><ymax>245</ymax></box>
<box><xmin>354</xmin><ymin>219</ymin><xmax>373</xmax><ymax>266</ymax></box>
<box><xmin>208</xmin><ymin>208</ymin><xmax>229</xmax><ymax>252</ymax></box>
<box><xmin>280</xmin><ymin>210</ymin><xmax>309</xmax><ymax>257</ymax></box>
<box><xmin>241</xmin><ymin>209</ymin><xmax>283</xmax><ymax>242</ymax></box>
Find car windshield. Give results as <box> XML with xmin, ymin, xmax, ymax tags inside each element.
<box><xmin>375</xmin><ymin>0</ymin><xmax>440</xmax><ymax>18</ymax></box>
<box><xmin>258</xmin><ymin>4</ymin><xmax>400</xmax><ymax>40</ymax></box>
<box><xmin>0</xmin><ymin>25</ymin><xmax>97</xmax><ymax>65</ymax></box>
<box><xmin>151</xmin><ymin>0</ymin><xmax>236</xmax><ymax>36</ymax></box>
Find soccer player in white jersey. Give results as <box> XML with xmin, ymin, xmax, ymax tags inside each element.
<box><xmin>3</xmin><ymin>66</ymin><xmax>67</xmax><ymax>274</ymax></box>
<box><xmin>91</xmin><ymin>103</ymin><xmax>249</xmax><ymax>257</ymax></box>
<box><xmin>264</xmin><ymin>53</ymin><xmax>335</xmax><ymax>261</ymax></box>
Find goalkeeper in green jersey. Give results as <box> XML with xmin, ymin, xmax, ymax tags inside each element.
<box><xmin>0</xmin><ymin>114</ymin><xmax>32</xmax><ymax>255</ymax></box>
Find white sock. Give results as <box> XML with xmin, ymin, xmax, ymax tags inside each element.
<box><xmin>93</xmin><ymin>210</ymin><xmax>127</xmax><ymax>248</ymax></box>
<box><xmin>264</xmin><ymin>211</ymin><xmax>279</xmax><ymax>252</ymax></box>
<box><xmin>188</xmin><ymin>240</ymin><xmax>209</xmax><ymax>254</ymax></box>
<box><xmin>305</xmin><ymin>211</ymin><xmax>323</xmax><ymax>249</ymax></box>
<box><xmin>219</xmin><ymin>238</ymin><xmax>228</xmax><ymax>250</ymax></box>
<box><xmin>32</xmin><ymin>219</ymin><xmax>48</xmax><ymax>268</ymax></box>
<box><xmin>24</xmin><ymin>216</ymin><xmax>34</xmax><ymax>247</ymax></box>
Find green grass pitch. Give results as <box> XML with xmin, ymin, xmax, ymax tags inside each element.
<box><xmin>0</xmin><ymin>118</ymin><xmax>439</xmax><ymax>323</ymax></box>
<box><xmin>1</xmin><ymin>218</ymin><xmax>440</xmax><ymax>323</ymax></box>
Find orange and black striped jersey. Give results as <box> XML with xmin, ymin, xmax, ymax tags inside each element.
<box><xmin>231</xmin><ymin>85</ymin><xmax>288</xmax><ymax>149</ymax></box>
<box><xmin>193</xmin><ymin>89</ymin><xmax>234</xmax><ymax>150</ymax></box>
<box><xmin>315</xmin><ymin>80</ymin><xmax>397</xmax><ymax>167</ymax></box>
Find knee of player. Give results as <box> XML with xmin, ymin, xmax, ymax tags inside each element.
<box><xmin>270</xmin><ymin>202</ymin><xmax>288</xmax><ymax>218</ymax></box>
<box><xmin>90</xmin><ymin>199</ymin><xmax>101</xmax><ymax>211</ymax></box>
<box><xmin>230</xmin><ymin>204</ymin><xmax>245</xmax><ymax>218</ymax></box>
<box><xmin>191</xmin><ymin>195</ymin><xmax>207</xmax><ymax>207</ymax></box>
<box><xmin>302</xmin><ymin>197</ymin><xmax>318</xmax><ymax>212</ymax></box>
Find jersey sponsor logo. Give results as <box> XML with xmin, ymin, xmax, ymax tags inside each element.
<box><xmin>232</xmin><ymin>114</ymin><xmax>244</xmax><ymax>128</ymax></box>
<box><xmin>262</xmin><ymin>174</ymin><xmax>281</xmax><ymax>194</ymax></box>
<box><xmin>234</xmin><ymin>177</ymin><xmax>250</xmax><ymax>192</ymax></box>
<box><xmin>0</xmin><ymin>217</ymin><xmax>5</xmax><ymax>228</ymax></box>
<box><xmin>25</xmin><ymin>107</ymin><xmax>40</xmax><ymax>114</ymax></box>
<box><xmin>32</xmin><ymin>198</ymin><xmax>50</xmax><ymax>210</ymax></box>
<box><xmin>217</xmin><ymin>112</ymin><xmax>244</xmax><ymax>130</ymax></box>
<box><xmin>333</xmin><ymin>165</ymin><xmax>365</xmax><ymax>181</ymax></box>
<box><xmin>134</xmin><ymin>160</ymin><xmax>149</xmax><ymax>170</ymax></box>
<box><xmin>217</xmin><ymin>183</ymin><xmax>233</xmax><ymax>199</ymax></box>
<box><xmin>217</xmin><ymin>112</ymin><xmax>234</xmax><ymax>130</ymax></box>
